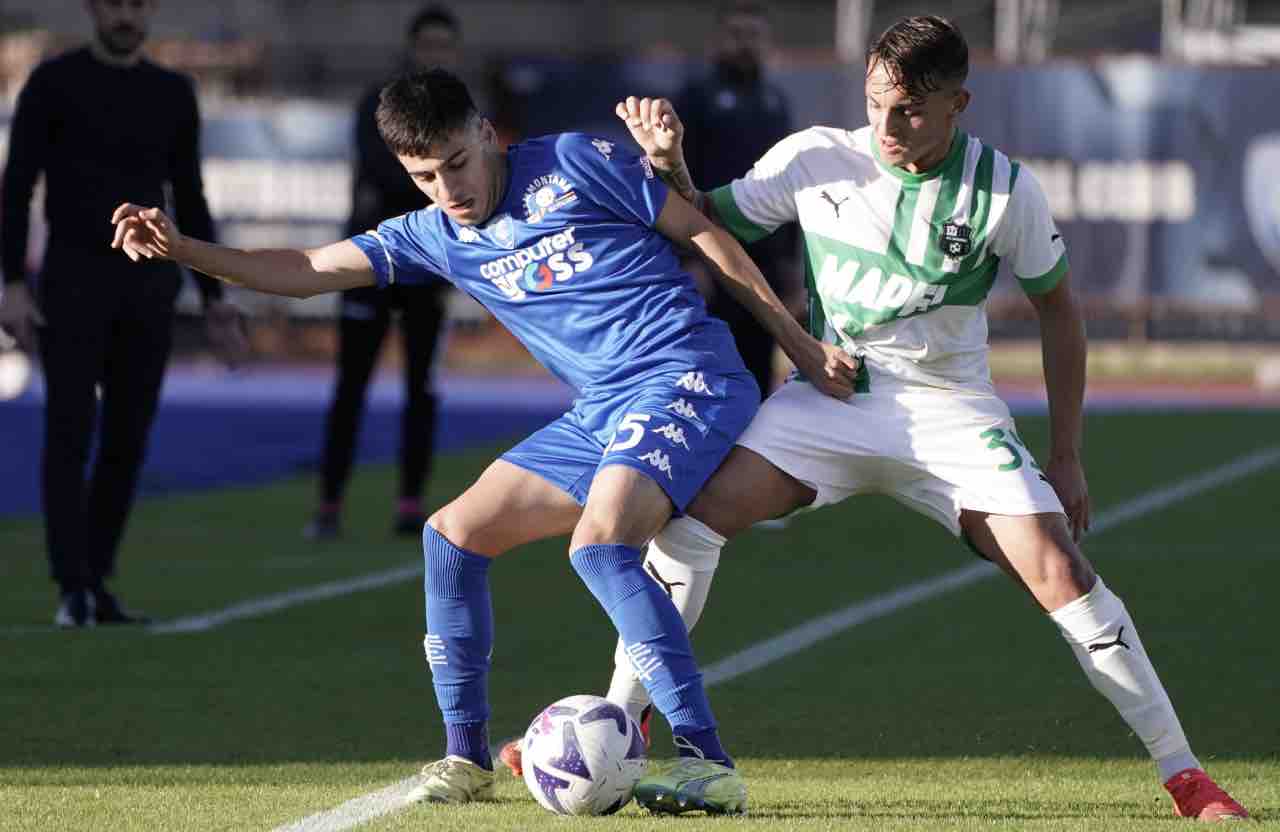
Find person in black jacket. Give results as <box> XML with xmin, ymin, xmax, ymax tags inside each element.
<box><xmin>304</xmin><ymin>5</ymin><xmax>459</xmax><ymax>541</ymax></box>
<box><xmin>0</xmin><ymin>0</ymin><xmax>247</xmax><ymax>628</ymax></box>
<box><xmin>674</xmin><ymin>1</ymin><xmax>797</xmax><ymax>398</ymax></box>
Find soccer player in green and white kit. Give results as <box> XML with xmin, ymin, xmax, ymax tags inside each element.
<box><xmin>506</xmin><ymin>15</ymin><xmax>1249</xmax><ymax>822</ymax></box>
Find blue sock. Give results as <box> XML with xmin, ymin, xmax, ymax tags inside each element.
<box><xmin>570</xmin><ymin>543</ymin><xmax>733</xmax><ymax>767</ymax></box>
<box><xmin>423</xmin><ymin>525</ymin><xmax>493</xmax><ymax>770</ymax></box>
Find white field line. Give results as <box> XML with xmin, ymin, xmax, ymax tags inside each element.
<box><xmin>272</xmin><ymin>444</ymin><xmax>1280</xmax><ymax>832</ymax></box>
<box><xmin>148</xmin><ymin>564</ymin><xmax>421</xmax><ymax>634</ymax></box>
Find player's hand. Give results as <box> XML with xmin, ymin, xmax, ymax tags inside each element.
<box><xmin>0</xmin><ymin>282</ymin><xmax>45</xmax><ymax>352</ymax></box>
<box><xmin>1045</xmin><ymin>454</ymin><xmax>1090</xmax><ymax>542</ymax></box>
<box><xmin>110</xmin><ymin>203</ymin><xmax>183</xmax><ymax>262</ymax></box>
<box><xmin>791</xmin><ymin>338</ymin><xmax>860</xmax><ymax>399</ymax></box>
<box><xmin>615</xmin><ymin>96</ymin><xmax>685</xmax><ymax>172</ymax></box>
<box><xmin>204</xmin><ymin>299</ymin><xmax>251</xmax><ymax>370</ymax></box>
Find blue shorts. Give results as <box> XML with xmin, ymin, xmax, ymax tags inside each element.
<box><xmin>502</xmin><ymin>368</ymin><xmax>759</xmax><ymax>512</ymax></box>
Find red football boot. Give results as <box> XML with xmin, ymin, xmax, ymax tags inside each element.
<box><xmin>1164</xmin><ymin>768</ymin><xmax>1249</xmax><ymax>821</ymax></box>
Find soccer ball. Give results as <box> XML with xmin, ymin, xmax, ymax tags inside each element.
<box><xmin>520</xmin><ymin>694</ymin><xmax>647</xmax><ymax>815</ymax></box>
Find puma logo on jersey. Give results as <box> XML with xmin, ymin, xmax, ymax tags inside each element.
<box><xmin>638</xmin><ymin>449</ymin><xmax>674</xmax><ymax>479</ymax></box>
<box><xmin>666</xmin><ymin>398</ymin><xmax>702</xmax><ymax>422</ymax></box>
<box><xmin>817</xmin><ymin>255</ymin><xmax>948</xmax><ymax>319</ymax></box>
<box><xmin>675</xmin><ymin>371</ymin><xmax>711</xmax><ymax>394</ymax></box>
<box><xmin>820</xmin><ymin>190</ymin><xmax>849</xmax><ymax>218</ymax></box>
<box><xmin>653</xmin><ymin>422</ymin><xmax>691</xmax><ymax>449</ymax></box>
<box><xmin>645</xmin><ymin>562</ymin><xmax>687</xmax><ymax>597</ymax></box>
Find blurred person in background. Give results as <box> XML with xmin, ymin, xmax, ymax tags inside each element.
<box><xmin>304</xmin><ymin>5</ymin><xmax>461</xmax><ymax>541</ymax></box>
<box><xmin>0</xmin><ymin>0</ymin><xmax>247</xmax><ymax>628</ymax></box>
<box><xmin>674</xmin><ymin>1</ymin><xmax>796</xmax><ymax>397</ymax></box>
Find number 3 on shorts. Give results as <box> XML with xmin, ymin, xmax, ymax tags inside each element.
<box><xmin>979</xmin><ymin>426</ymin><xmax>1040</xmax><ymax>472</ymax></box>
<box><xmin>606</xmin><ymin>413</ymin><xmax>651</xmax><ymax>453</ymax></box>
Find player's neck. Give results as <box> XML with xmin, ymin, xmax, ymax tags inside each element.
<box><xmin>899</xmin><ymin>127</ymin><xmax>956</xmax><ymax>175</ymax></box>
<box><xmin>89</xmin><ymin>39</ymin><xmax>145</xmax><ymax>68</ymax></box>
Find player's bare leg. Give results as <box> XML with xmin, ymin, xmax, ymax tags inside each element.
<box><xmin>963</xmin><ymin>510</ymin><xmax>1248</xmax><ymax>821</ymax></box>
<box><xmin>409</xmin><ymin>460</ymin><xmax>581</xmax><ymax>804</ymax></box>
<box><xmin>428</xmin><ymin>459</ymin><xmax>584</xmax><ymax>557</ymax></box>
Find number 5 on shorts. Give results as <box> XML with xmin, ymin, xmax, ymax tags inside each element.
<box><xmin>606</xmin><ymin>413</ymin><xmax>651</xmax><ymax>453</ymax></box>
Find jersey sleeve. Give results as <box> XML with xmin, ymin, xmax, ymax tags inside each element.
<box><xmin>555</xmin><ymin>134</ymin><xmax>669</xmax><ymax>227</ymax></box>
<box><xmin>348</xmin><ymin>209</ymin><xmax>448</xmax><ymax>289</ymax></box>
<box><xmin>707</xmin><ymin>130</ymin><xmax>806</xmax><ymax>244</ymax></box>
<box><xmin>989</xmin><ymin>164</ymin><xmax>1068</xmax><ymax>295</ymax></box>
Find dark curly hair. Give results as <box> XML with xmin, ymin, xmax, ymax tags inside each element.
<box><xmin>866</xmin><ymin>16</ymin><xmax>968</xmax><ymax>99</ymax></box>
<box><xmin>376</xmin><ymin>68</ymin><xmax>477</xmax><ymax>158</ymax></box>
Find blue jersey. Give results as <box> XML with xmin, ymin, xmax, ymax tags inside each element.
<box><xmin>350</xmin><ymin>133</ymin><xmax>746</xmax><ymax>394</ymax></box>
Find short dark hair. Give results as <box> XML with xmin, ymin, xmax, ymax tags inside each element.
<box><xmin>866</xmin><ymin>16</ymin><xmax>968</xmax><ymax>98</ymax></box>
<box><xmin>409</xmin><ymin>5</ymin><xmax>460</xmax><ymax>39</ymax></box>
<box><xmin>376</xmin><ymin>69</ymin><xmax>477</xmax><ymax>158</ymax></box>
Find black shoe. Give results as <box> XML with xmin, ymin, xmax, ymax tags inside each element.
<box><xmin>304</xmin><ymin>511</ymin><xmax>342</xmax><ymax>541</ymax></box>
<box><xmin>393</xmin><ymin>510</ymin><xmax>426</xmax><ymax>537</ymax></box>
<box><xmin>54</xmin><ymin>589</ymin><xmax>96</xmax><ymax>629</ymax></box>
<box><xmin>92</xmin><ymin>587</ymin><xmax>150</xmax><ymax>625</ymax></box>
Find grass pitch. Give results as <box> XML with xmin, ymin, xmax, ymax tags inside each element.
<box><xmin>1</xmin><ymin>410</ymin><xmax>1277</xmax><ymax>830</ymax></box>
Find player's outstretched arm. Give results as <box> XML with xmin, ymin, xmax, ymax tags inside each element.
<box><xmin>1027</xmin><ymin>271</ymin><xmax>1090</xmax><ymax>541</ymax></box>
<box><xmin>110</xmin><ymin>203</ymin><xmax>375</xmax><ymax>299</ymax></box>
<box><xmin>655</xmin><ymin>191</ymin><xmax>857</xmax><ymax>399</ymax></box>
<box><xmin>616</xmin><ymin>96</ymin><xmax>719</xmax><ymax>224</ymax></box>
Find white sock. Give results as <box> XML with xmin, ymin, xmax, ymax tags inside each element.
<box><xmin>1049</xmin><ymin>577</ymin><xmax>1201</xmax><ymax>780</ymax></box>
<box><xmin>605</xmin><ymin>516</ymin><xmax>725</xmax><ymax>722</ymax></box>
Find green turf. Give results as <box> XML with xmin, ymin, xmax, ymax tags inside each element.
<box><xmin>1</xmin><ymin>410</ymin><xmax>1277</xmax><ymax>830</ymax></box>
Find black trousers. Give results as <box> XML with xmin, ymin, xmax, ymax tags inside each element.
<box><xmin>36</xmin><ymin>254</ymin><xmax>180</xmax><ymax>593</ymax></box>
<box><xmin>319</xmin><ymin>284</ymin><xmax>445</xmax><ymax>504</ymax></box>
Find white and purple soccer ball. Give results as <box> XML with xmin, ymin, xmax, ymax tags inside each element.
<box><xmin>520</xmin><ymin>694</ymin><xmax>647</xmax><ymax>815</ymax></box>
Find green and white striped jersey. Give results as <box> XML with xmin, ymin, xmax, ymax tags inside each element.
<box><xmin>709</xmin><ymin>126</ymin><xmax>1067</xmax><ymax>393</ymax></box>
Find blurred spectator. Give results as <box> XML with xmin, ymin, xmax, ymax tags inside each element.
<box><xmin>675</xmin><ymin>1</ymin><xmax>798</xmax><ymax>397</ymax></box>
<box><xmin>304</xmin><ymin>5</ymin><xmax>459</xmax><ymax>541</ymax></box>
<box><xmin>0</xmin><ymin>0</ymin><xmax>247</xmax><ymax>628</ymax></box>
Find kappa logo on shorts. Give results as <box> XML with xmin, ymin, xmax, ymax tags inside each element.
<box><xmin>638</xmin><ymin>449</ymin><xmax>674</xmax><ymax>479</ymax></box>
<box><xmin>675</xmin><ymin>371</ymin><xmax>711</xmax><ymax>394</ymax></box>
<box><xmin>653</xmin><ymin>422</ymin><xmax>691</xmax><ymax>449</ymax></box>
<box><xmin>666</xmin><ymin>398</ymin><xmax>702</xmax><ymax>422</ymax></box>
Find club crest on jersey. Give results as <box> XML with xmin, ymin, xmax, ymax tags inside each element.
<box><xmin>939</xmin><ymin>222</ymin><xmax>972</xmax><ymax>257</ymax></box>
<box><xmin>523</xmin><ymin>174</ymin><xmax>579</xmax><ymax>223</ymax></box>
<box><xmin>485</xmin><ymin>213</ymin><xmax>517</xmax><ymax>249</ymax></box>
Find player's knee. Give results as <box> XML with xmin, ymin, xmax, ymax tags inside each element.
<box><xmin>1033</xmin><ymin>540</ymin><xmax>1096</xmax><ymax>607</ymax></box>
<box><xmin>427</xmin><ymin>505</ymin><xmax>488</xmax><ymax>553</ymax></box>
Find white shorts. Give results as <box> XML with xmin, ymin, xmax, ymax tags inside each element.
<box><xmin>737</xmin><ymin>380</ymin><xmax>1065</xmax><ymax>536</ymax></box>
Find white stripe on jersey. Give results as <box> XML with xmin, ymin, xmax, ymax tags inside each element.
<box><xmin>976</xmin><ymin>150</ymin><xmax>1012</xmax><ymax>264</ymax></box>
<box><xmin>905</xmin><ymin>176</ymin><xmax>943</xmax><ymax>267</ymax></box>
<box><xmin>942</xmin><ymin>136</ymin><xmax>985</xmax><ymax>273</ymax></box>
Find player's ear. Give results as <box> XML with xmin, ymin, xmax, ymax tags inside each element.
<box><xmin>478</xmin><ymin>117</ymin><xmax>497</xmax><ymax>146</ymax></box>
<box><xmin>953</xmin><ymin>89</ymin><xmax>971</xmax><ymax>115</ymax></box>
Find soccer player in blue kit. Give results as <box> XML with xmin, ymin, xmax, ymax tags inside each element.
<box><xmin>110</xmin><ymin>69</ymin><xmax>858</xmax><ymax>813</ymax></box>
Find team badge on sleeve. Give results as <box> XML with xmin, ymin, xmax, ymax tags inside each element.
<box><xmin>939</xmin><ymin>222</ymin><xmax>972</xmax><ymax>257</ymax></box>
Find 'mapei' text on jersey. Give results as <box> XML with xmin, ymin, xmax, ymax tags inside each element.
<box><xmin>350</xmin><ymin>133</ymin><xmax>744</xmax><ymax>393</ymax></box>
<box><xmin>710</xmin><ymin>127</ymin><xmax>1068</xmax><ymax>392</ymax></box>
